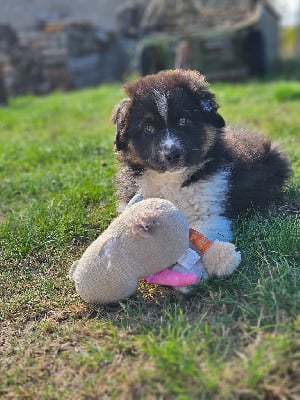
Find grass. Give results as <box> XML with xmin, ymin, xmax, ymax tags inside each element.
<box><xmin>0</xmin><ymin>78</ymin><xmax>299</xmax><ymax>399</ymax></box>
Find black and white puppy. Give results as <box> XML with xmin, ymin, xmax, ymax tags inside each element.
<box><xmin>112</xmin><ymin>70</ymin><xmax>290</xmax><ymax>247</ymax></box>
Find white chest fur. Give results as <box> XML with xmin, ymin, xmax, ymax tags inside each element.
<box><xmin>139</xmin><ymin>168</ymin><xmax>233</xmax><ymax>241</ymax></box>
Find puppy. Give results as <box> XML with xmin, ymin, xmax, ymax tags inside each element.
<box><xmin>112</xmin><ymin>70</ymin><xmax>290</xmax><ymax>268</ymax></box>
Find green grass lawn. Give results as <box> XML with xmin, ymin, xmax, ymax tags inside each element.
<box><xmin>0</xmin><ymin>78</ymin><xmax>299</xmax><ymax>399</ymax></box>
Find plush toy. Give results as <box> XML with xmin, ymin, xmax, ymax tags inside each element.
<box><xmin>70</xmin><ymin>198</ymin><xmax>191</xmax><ymax>304</ymax></box>
<box><xmin>69</xmin><ymin>198</ymin><xmax>241</xmax><ymax>304</ymax></box>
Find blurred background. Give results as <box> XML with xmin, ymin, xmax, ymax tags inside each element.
<box><xmin>0</xmin><ymin>0</ymin><xmax>299</xmax><ymax>102</ymax></box>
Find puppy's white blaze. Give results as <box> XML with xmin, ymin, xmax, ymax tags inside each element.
<box><xmin>153</xmin><ymin>89</ymin><xmax>168</xmax><ymax>123</ymax></box>
<box><xmin>161</xmin><ymin>130</ymin><xmax>180</xmax><ymax>149</ymax></box>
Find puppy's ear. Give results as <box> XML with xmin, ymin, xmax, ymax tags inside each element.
<box><xmin>181</xmin><ymin>70</ymin><xmax>225</xmax><ymax>128</ymax></box>
<box><xmin>111</xmin><ymin>98</ymin><xmax>131</xmax><ymax>151</ymax></box>
<box><xmin>199</xmin><ymin>98</ymin><xmax>225</xmax><ymax>128</ymax></box>
<box><xmin>111</xmin><ymin>98</ymin><xmax>130</xmax><ymax>125</ymax></box>
<box><xmin>206</xmin><ymin>111</ymin><xmax>225</xmax><ymax>129</ymax></box>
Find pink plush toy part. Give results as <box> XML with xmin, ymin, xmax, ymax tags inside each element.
<box><xmin>144</xmin><ymin>269</ymin><xmax>200</xmax><ymax>287</ymax></box>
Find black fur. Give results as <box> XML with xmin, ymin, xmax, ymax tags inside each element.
<box><xmin>112</xmin><ymin>70</ymin><xmax>291</xmax><ymax>216</ymax></box>
<box><xmin>223</xmin><ymin>126</ymin><xmax>291</xmax><ymax>216</ymax></box>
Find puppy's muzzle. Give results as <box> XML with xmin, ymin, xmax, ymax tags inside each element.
<box><xmin>156</xmin><ymin>131</ymin><xmax>184</xmax><ymax>169</ymax></box>
<box><xmin>161</xmin><ymin>144</ymin><xmax>182</xmax><ymax>164</ymax></box>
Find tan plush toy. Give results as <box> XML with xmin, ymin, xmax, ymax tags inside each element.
<box><xmin>69</xmin><ymin>198</ymin><xmax>241</xmax><ymax>304</ymax></box>
<box><xmin>69</xmin><ymin>198</ymin><xmax>190</xmax><ymax>304</ymax></box>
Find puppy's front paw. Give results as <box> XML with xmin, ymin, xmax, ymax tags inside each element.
<box><xmin>202</xmin><ymin>241</ymin><xmax>241</xmax><ymax>277</ymax></box>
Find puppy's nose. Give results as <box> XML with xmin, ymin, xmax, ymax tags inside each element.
<box><xmin>161</xmin><ymin>144</ymin><xmax>181</xmax><ymax>163</ymax></box>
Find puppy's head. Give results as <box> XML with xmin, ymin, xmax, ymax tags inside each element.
<box><xmin>112</xmin><ymin>69</ymin><xmax>225</xmax><ymax>172</ymax></box>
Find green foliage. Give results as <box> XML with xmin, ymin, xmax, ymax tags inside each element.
<box><xmin>0</xmin><ymin>79</ymin><xmax>299</xmax><ymax>399</ymax></box>
<box><xmin>280</xmin><ymin>26</ymin><xmax>298</xmax><ymax>58</ymax></box>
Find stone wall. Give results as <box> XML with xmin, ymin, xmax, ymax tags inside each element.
<box><xmin>0</xmin><ymin>21</ymin><xmax>125</xmax><ymax>97</ymax></box>
<box><xmin>0</xmin><ymin>0</ymin><xmax>123</xmax><ymax>31</ymax></box>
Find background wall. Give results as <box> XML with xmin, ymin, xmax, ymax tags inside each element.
<box><xmin>0</xmin><ymin>0</ymin><xmax>124</xmax><ymax>30</ymax></box>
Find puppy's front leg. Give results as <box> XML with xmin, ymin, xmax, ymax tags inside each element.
<box><xmin>189</xmin><ymin>216</ymin><xmax>234</xmax><ymax>279</ymax></box>
<box><xmin>190</xmin><ymin>215</ymin><xmax>233</xmax><ymax>243</ymax></box>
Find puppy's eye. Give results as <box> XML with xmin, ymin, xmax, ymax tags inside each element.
<box><xmin>144</xmin><ymin>123</ymin><xmax>155</xmax><ymax>135</ymax></box>
<box><xmin>178</xmin><ymin>117</ymin><xmax>190</xmax><ymax>127</ymax></box>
